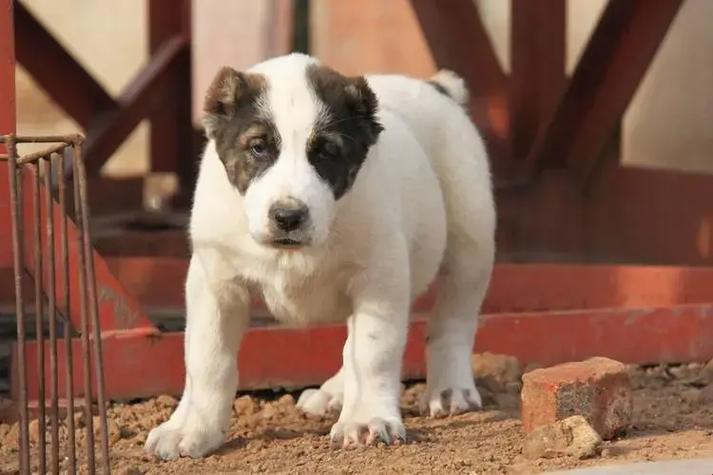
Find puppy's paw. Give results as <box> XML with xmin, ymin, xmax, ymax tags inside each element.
<box><xmin>145</xmin><ymin>420</ymin><xmax>225</xmax><ymax>460</ymax></box>
<box><xmin>297</xmin><ymin>388</ymin><xmax>343</xmax><ymax>416</ymax></box>
<box><xmin>419</xmin><ymin>386</ymin><xmax>482</xmax><ymax>417</ymax></box>
<box><xmin>330</xmin><ymin>416</ymin><xmax>405</xmax><ymax>448</ymax></box>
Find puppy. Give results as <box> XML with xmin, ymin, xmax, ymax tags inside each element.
<box><xmin>145</xmin><ymin>53</ymin><xmax>495</xmax><ymax>460</ymax></box>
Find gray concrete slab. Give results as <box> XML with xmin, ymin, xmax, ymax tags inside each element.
<box><xmin>549</xmin><ymin>458</ymin><xmax>713</xmax><ymax>475</ymax></box>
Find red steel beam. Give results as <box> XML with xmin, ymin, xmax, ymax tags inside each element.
<box><xmin>106</xmin><ymin>258</ymin><xmax>713</xmax><ymax>314</ymax></box>
<box><xmin>0</xmin><ymin>0</ymin><xmax>15</xmax><ymax>267</ymax></box>
<box><xmin>85</xmin><ymin>37</ymin><xmax>188</xmax><ymax>174</ymax></box>
<box><xmin>509</xmin><ymin>0</ymin><xmax>565</xmax><ymax>161</ymax></box>
<box><xmin>0</xmin><ymin>0</ymin><xmax>14</xmax><ymax>141</ymax></box>
<box><xmin>147</xmin><ymin>0</ymin><xmax>194</xmax><ymax>190</ymax></box>
<box><xmin>409</xmin><ymin>0</ymin><xmax>509</xmax><ymax>161</ymax></box>
<box><xmin>14</xmin><ymin>2</ymin><xmax>117</xmax><ymax>129</ymax></box>
<box><xmin>526</xmin><ymin>0</ymin><xmax>683</xmax><ymax>181</ymax></box>
<box><xmin>15</xmin><ymin>301</ymin><xmax>713</xmax><ymax>400</ymax></box>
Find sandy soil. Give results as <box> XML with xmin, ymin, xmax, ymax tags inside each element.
<box><xmin>2</xmin><ymin>364</ymin><xmax>713</xmax><ymax>474</ymax></box>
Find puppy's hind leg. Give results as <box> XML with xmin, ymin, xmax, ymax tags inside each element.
<box><xmin>421</xmin><ymin>232</ymin><xmax>494</xmax><ymax>417</ymax></box>
<box><xmin>297</xmin><ymin>367</ymin><xmax>344</xmax><ymax>416</ymax></box>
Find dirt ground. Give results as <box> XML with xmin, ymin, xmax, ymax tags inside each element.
<box><xmin>2</xmin><ymin>363</ymin><xmax>713</xmax><ymax>474</ymax></box>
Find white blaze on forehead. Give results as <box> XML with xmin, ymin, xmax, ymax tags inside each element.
<box><xmin>248</xmin><ymin>53</ymin><xmax>325</xmax><ymax>161</ymax></box>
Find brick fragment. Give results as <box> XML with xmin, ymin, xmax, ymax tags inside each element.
<box><xmin>522</xmin><ymin>415</ymin><xmax>602</xmax><ymax>460</ymax></box>
<box><xmin>521</xmin><ymin>357</ymin><xmax>632</xmax><ymax>439</ymax></box>
<box><xmin>700</xmin><ymin>358</ymin><xmax>713</xmax><ymax>384</ymax></box>
<box><xmin>234</xmin><ymin>395</ymin><xmax>259</xmax><ymax>416</ymax></box>
<box><xmin>471</xmin><ymin>352</ymin><xmax>523</xmax><ymax>393</ymax></box>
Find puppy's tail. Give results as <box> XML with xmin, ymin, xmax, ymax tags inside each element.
<box><xmin>427</xmin><ymin>69</ymin><xmax>469</xmax><ymax>107</ymax></box>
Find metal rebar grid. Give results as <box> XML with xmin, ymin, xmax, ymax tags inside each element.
<box><xmin>1</xmin><ymin>134</ymin><xmax>111</xmax><ymax>474</ymax></box>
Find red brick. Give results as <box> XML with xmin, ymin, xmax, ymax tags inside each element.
<box><xmin>521</xmin><ymin>357</ymin><xmax>632</xmax><ymax>439</ymax></box>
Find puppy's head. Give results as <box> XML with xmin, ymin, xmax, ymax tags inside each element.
<box><xmin>203</xmin><ymin>54</ymin><xmax>382</xmax><ymax>249</ymax></box>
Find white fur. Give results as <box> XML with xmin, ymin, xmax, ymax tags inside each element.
<box><xmin>429</xmin><ymin>69</ymin><xmax>469</xmax><ymax>106</ymax></box>
<box><xmin>146</xmin><ymin>54</ymin><xmax>495</xmax><ymax>459</ymax></box>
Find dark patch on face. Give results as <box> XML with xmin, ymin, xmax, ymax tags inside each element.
<box><xmin>306</xmin><ymin>64</ymin><xmax>383</xmax><ymax>199</ymax></box>
<box><xmin>426</xmin><ymin>79</ymin><xmax>449</xmax><ymax>97</ymax></box>
<box><xmin>203</xmin><ymin>67</ymin><xmax>280</xmax><ymax>194</ymax></box>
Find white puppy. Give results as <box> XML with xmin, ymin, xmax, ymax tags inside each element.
<box><xmin>145</xmin><ymin>53</ymin><xmax>495</xmax><ymax>460</ymax></box>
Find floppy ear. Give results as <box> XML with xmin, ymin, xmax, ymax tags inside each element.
<box><xmin>345</xmin><ymin>76</ymin><xmax>384</xmax><ymax>142</ymax></box>
<box><xmin>202</xmin><ymin>66</ymin><xmax>246</xmax><ymax>139</ymax></box>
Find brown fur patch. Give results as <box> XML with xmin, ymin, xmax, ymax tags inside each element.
<box><xmin>202</xmin><ymin>67</ymin><xmax>279</xmax><ymax>194</ymax></box>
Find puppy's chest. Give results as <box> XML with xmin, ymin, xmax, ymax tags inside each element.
<box><xmin>258</xmin><ymin>272</ymin><xmax>353</xmax><ymax>325</ymax></box>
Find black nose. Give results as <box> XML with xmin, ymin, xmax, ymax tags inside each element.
<box><xmin>270</xmin><ymin>201</ymin><xmax>309</xmax><ymax>232</ymax></box>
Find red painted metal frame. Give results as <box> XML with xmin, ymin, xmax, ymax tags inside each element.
<box><xmin>409</xmin><ymin>0</ymin><xmax>509</xmax><ymax>162</ymax></box>
<box><xmin>526</xmin><ymin>0</ymin><xmax>684</xmax><ymax>180</ymax></box>
<box><xmin>0</xmin><ymin>0</ymin><xmax>15</xmax><ymax>140</ymax></box>
<box><xmin>6</xmin><ymin>0</ymin><xmax>713</xmax><ymax>405</ymax></box>
<box><xmin>509</xmin><ymin>0</ymin><xmax>565</xmax><ymax>161</ymax></box>
<box><xmin>105</xmin><ymin>258</ymin><xmax>713</xmax><ymax>314</ymax></box>
<box><xmin>13</xmin><ymin>1</ymin><xmax>194</xmax><ymax>180</ymax></box>
<box><xmin>84</xmin><ymin>37</ymin><xmax>189</xmax><ymax>174</ymax></box>
<box><xmin>496</xmin><ymin>160</ymin><xmax>713</xmax><ymax>267</ymax></box>
<box><xmin>0</xmin><ymin>0</ymin><xmax>15</xmax><ymax>267</ymax></box>
<box><xmin>147</xmin><ymin>0</ymin><xmax>193</xmax><ymax>187</ymax></box>
<box><xmin>14</xmin><ymin>263</ymin><xmax>713</xmax><ymax>399</ymax></box>
<box><xmin>16</xmin><ymin>300</ymin><xmax>713</xmax><ymax>400</ymax></box>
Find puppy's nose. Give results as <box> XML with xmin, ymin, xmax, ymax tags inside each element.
<box><xmin>269</xmin><ymin>200</ymin><xmax>309</xmax><ymax>232</ymax></box>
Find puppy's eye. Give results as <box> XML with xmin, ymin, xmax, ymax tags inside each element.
<box><xmin>319</xmin><ymin>141</ymin><xmax>340</xmax><ymax>159</ymax></box>
<box><xmin>249</xmin><ymin>138</ymin><xmax>268</xmax><ymax>158</ymax></box>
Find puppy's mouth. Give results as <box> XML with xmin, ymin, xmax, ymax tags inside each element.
<box><xmin>269</xmin><ymin>237</ymin><xmax>307</xmax><ymax>249</ymax></box>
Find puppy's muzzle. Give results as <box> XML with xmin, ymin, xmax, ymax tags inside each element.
<box><xmin>268</xmin><ymin>198</ymin><xmax>311</xmax><ymax>247</ymax></box>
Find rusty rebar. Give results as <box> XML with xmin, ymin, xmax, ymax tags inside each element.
<box><xmin>58</xmin><ymin>149</ymin><xmax>77</xmax><ymax>473</ymax></box>
<box><xmin>43</xmin><ymin>157</ymin><xmax>61</xmax><ymax>474</ymax></box>
<box><xmin>3</xmin><ymin>134</ymin><xmax>111</xmax><ymax>473</ymax></box>
<box><xmin>75</xmin><ymin>143</ymin><xmax>111</xmax><ymax>473</ymax></box>
<box><xmin>1</xmin><ymin>134</ymin><xmax>83</xmax><ymax>144</ymax></box>
<box><xmin>32</xmin><ymin>162</ymin><xmax>47</xmax><ymax>474</ymax></box>
<box><xmin>17</xmin><ymin>143</ymin><xmax>69</xmax><ymax>165</ymax></box>
<box><xmin>72</xmin><ymin>146</ymin><xmax>97</xmax><ymax>474</ymax></box>
<box><xmin>7</xmin><ymin>135</ymin><xmax>31</xmax><ymax>474</ymax></box>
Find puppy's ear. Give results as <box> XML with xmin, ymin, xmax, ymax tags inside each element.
<box><xmin>202</xmin><ymin>67</ymin><xmax>255</xmax><ymax>139</ymax></box>
<box><xmin>345</xmin><ymin>77</ymin><xmax>384</xmax><ymax>143</ymax></box>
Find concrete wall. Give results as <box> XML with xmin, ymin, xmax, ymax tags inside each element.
<box><xmin>623</xmin><ymin>0</ymin><xmax>713</xmax><ymax>174</ymax></box>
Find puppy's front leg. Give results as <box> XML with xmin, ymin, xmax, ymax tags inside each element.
<box><xmin>330</xmin><ymin>249</ymin><xmax>410</xmax><ymax>447</ymax></box>
<box><xmin>145</xmin><ymin>254</ymin><xmax>249</xmax><ymax>460</ymax></box>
